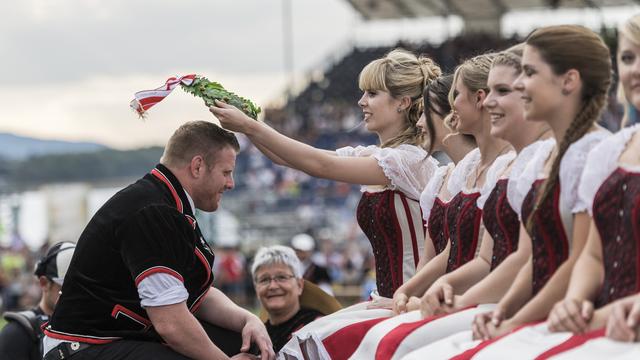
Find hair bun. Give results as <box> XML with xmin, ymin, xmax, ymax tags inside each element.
<box><xmin>418</xmin><ymin>55</ymin><xmax>442</xmax><ymax>88</ymax></box>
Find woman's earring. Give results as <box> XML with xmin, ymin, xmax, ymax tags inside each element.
<box><xmin>397</xmin><ymin>108</ymin><xmax>402</xmax><ymax>113</ymax></box>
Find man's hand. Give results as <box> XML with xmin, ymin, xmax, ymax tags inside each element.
<box><xmin>606</xmin><ymin>297</ymin><xmax>640</xmax><ymax>342</ymax></box>
<box><xmin>241</xmin><ymin>315</ymin><xmax>275</xmax><ymax>360</ymax></box>
<box><xmin>547</xmin><ymin>299</ymin><xmax>593</xmax><ymax>334</ymax></box>
<box><xmin>420</xmin><ymin>282</ymin><xmax>454</xmax><ymax>318</ymax></box>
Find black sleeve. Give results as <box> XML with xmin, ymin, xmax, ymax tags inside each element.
<box><xmin>117</xmin><ymin>205</ymin><xmax>194</xmax><ymax>287</ymax></box>
<box><xmin>0</xmin><ymin>321</ymin><xmax>34</xmax><ymax>360</ymax></box>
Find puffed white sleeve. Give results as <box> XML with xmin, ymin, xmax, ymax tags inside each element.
<box><xmin>578</xmin><ymin>125</ymin><xmax>638</xmax><ymax>215</ymax></box>
<box><xmin>335</xmin><ymin>144</ymin><xmax>379</xmax><ymax>158</ymax></box>
<box><xmin>372</xmin><ymin>144</ymin><xmax>439</xmax><ymax>200</ymax></box>
<box><xmin>560</xmin><ymin>130</ymin><xmax>611</xmax><ymax>214</ymax></box>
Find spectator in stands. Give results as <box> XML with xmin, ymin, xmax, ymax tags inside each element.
<box><xmin>290</xmin><ymin>233</ymin><xmax>333</xmax><ymax>295</ymax></box>
<box><xmin>252</xmin><ymin>246</ymin><xmax>338</xmax><ymax>352</ymax></box>
<box><xmin>212</xmin><ymin>49</ymin><xmax>442</xmax><ymax>298</ymax></box>
<box><xmin>0</xmin><ymin>242</ymin><xmax>76</xmax><ymax>360</ymax></box>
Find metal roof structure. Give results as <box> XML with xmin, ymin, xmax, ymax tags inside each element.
<box><xmin>346</xmin><ymin>0</ymin><xmax>637</xmax><ymax>33</ymax></box>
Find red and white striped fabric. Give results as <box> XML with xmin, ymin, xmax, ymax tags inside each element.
<box><xmin>130</xmin><ymin>74</ymin><xmax>196</xmax><ymax>116</ymax></box>
<box><xmin>278</xmin><ymin>302</ymin><xmax>393</xmax><ymax>360</ymax></box>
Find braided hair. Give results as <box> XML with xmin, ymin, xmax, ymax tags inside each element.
<box><xmin>524</xmin><ymin>25</ymin><xmax>612</xmax><ymax>234</ymax></box>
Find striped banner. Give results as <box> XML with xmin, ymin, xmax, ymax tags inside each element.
<box><xmin>130</xmin><ymin>74</ymin><xmax>196</xmax><ymax>117</ymax></box>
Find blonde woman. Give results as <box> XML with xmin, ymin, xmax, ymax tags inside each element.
<box><xmin>212</xmin><ymin>49</ymin><xmax>440</xmax><ymax>299</ymax></box>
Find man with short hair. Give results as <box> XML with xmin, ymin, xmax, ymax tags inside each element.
<box><xmin>43</xmin><ymin>121</ymin><xmax>274</xmax><ymax>360</ymax></box>
<box><xmin>0</xmin><ymin>241</ymin><xmax>76</xmax><ymax>360</ymax></box>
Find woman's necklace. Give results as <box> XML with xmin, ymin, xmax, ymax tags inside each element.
<box><xmin>472</xmin><ymin>144</ymin><xmax>512</xmax><ymax>189</ymax></box>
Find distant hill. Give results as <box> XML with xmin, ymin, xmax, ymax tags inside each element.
<box><xmin>0</xmin><ymin>133</ymin><xmax>108</xmax><ymax>160</ymax></box>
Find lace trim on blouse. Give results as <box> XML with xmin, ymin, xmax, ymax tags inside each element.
<box><xmin>336</xmin><ymin>144</ymin><xmax>439</xmax><ymax>200</ymax></box>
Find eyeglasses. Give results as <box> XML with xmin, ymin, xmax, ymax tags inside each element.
<box><xmin>255</xmin><ymin>274</ymin><xmax>296</xmax><ymax>287</ymax></box>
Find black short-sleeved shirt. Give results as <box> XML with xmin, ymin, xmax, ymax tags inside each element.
<box><xmin>265</xmin><ymin>308</ymin><xmax>322</xmax><ymax>352</ymax></box>
<box><xmin>0</xmin><ymin>307</ymin><xmax>46</xmax><ymax>360</ymax></box>
<box><xmin>45</xmin><ymin>164</ymin><xmax>215</xmax><ymax>344</ymax></box>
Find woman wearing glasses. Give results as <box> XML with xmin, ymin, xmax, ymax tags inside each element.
<box><xmin>251</xmin><ymin>245</ymin><xmax>338</xmax><ymax>353</ymax></box>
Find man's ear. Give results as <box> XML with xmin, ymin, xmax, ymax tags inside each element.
<box><xmin>38</xmin><ymin>276</ymin><xmax>50</xmax><ymax>289</ymax></box>
<box><xmin>190</xmin><ymin>156</ymin><xmax>205</xmax><ymax>178</ymax></box>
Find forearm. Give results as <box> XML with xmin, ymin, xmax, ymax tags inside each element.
<box><xmin>416</xmin><ymin>237</ymin><xmax>437</xmax><ymax>271</ymax></box>
<box><xmin>510</xmin><ymin>259</ymin><xmax>575</xmax><ymax>325</ymax></box>
<box><xmin>460</xmin><ymin>246</ymin><xmax>530</xmax><ymax>306</ymax></box>
<box><xmin>252</xmin><ymin>141</ymin><xmax>290</xmax><ymax>167</ymax></box>
<box><xmin>148</xmin><ymin>302</ymin><xmax>228</xmax><ymax>360</ymax></box>
<box><xmin>245</xmin><ymin>121</ymin><xmax>336</xmax><ymax>178</ymax></box>
<box><xmin>439</xmin><ymin>258</ymin><xmax>490</xmax><ymax>295</ymax></box>
<box><xmin>496</xmin><ymin>259</ymin><xmax>534</xmax><ymax>318</ymax></box>
<box><xmin>195</xmin><ymin>288</ymin><xmax>253</xmax><ymax>332</ymax></box>
<box><xmin>565</xmin><ymin>254</ymin><xmax>603</xmax><ymax>303</ymax></box>
<box><xmin>397</xmin><ymin>244</ymin><xmax>450</xmax><ymax>297</ymax></box>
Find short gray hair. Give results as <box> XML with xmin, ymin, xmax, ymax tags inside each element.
<box><xmin>251</xmin><ymin>245</ymin><xmax>303</xmax><ymax>280</ymax></box>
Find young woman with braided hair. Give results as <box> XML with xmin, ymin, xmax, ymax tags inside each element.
<box><xmin>442</xmin><ymin>24</ymin><xmax>611</xmax><ymax>360</ymax></box>
<box><xmin>473</xmin><ymin>14</ymin><xmax>640</xmax><ymax>359</ymax></box>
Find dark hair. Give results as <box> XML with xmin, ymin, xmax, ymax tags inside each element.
<box><xmin>423</xmin><ymin>75</ymin><xmax>453</xmax><ymax>155</ymax></box>
<box><xmin>524</xmin><ymin>25</ymin><xmax>612</xmax><ymax>233</ymax></box>
<box><xmin>161</xmin><ymin>121</ymin><xmax>240</xmax><ymax>168</ymax></box>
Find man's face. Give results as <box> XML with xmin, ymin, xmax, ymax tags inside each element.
<box><xmin>193</xmin><ymin>147</ymin><xmax>236</xmax><ymax>212</ymax></box>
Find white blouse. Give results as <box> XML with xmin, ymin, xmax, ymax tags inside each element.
<box><xmin>507</xmin><ymin>139</ymin><xmax>555</xmax><ymax>220</ymax></box>
<box><xmin>477</xmin><ymin>151</ymin><xmax>517</xmax><ymax>210</ymax></box>
<box><xmin>579</xmin><ymin>124</ymin><xmax>640</xmax><ymax>215</ymax></box>
<box><xmin>336</xmin><ymin>144</ymin><xmax>439</xmax><ymax>200</ymax></box>
<box><xmin>420</xmin><ymin>163</ymin><xmax>454</xmax><ymax>223</ymax></box>
<box><xmin>447</xmin><ymin>148</ymin><xmax>482</xmax><ymax>196</ymax></box>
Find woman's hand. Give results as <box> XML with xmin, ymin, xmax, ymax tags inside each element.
<box><xmin>420</xmin><ymin>282</ymin><xmax>455</xmax><ymax>318</ymax></box>
<box><xmin>367</xmin><ymin>296</ymin><xmax>394</xmax><ymax>310</ymax></box>
<box><xmin>209</xmin><ymin>100</ymin><xmax>255</xmax><ymax>133</ymax></box>
<box><xmin>472</xmin><ymin>306</ymin><xmax>506</xmax><ymax>340</ymax></box>
<box><xmin>606</xmin><ymin>296</ymin><xmax>640</xmax><ymax>342</ymax></box>
<box><xmin>392</xmin><ymin>292</ymin><xmax>410</xmax><ymax>314</ymax></box>
<box><xmin>547</xmin><ymin>298</ymin><xmax>593</xmax><ymax>334</ymax></box>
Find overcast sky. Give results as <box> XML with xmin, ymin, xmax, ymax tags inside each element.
<box><xmin>0</xmin><ymin>1</ymin><xmax>637</xmax><ymax>149</ymax></box>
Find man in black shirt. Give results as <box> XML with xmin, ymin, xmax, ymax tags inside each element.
<box><xmin>43</xmin><ymin>121</ymin><xmax>274</xmax><ymax>360</ymax></box>
<box><xmin>0</xmin><ymin>241</ymin><xmax>76</xmax><ymax>360</ymax></box>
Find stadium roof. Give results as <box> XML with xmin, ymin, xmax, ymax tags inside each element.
<box><xmin>346</xmin><ymin>0</ymin><xmax>637</xmax><ymax>32</ymax></box>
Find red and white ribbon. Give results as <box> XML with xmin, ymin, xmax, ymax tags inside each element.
<box><xmin>130</xmin><ymin>74</ymin><xmax>196</xmax><ymax>117</ymax></box>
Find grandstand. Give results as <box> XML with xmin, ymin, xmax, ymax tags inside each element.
<box><xmin>229</xmin><ymin>0</ymin><xmax>629</xmax><ymax>265</ymax></box>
